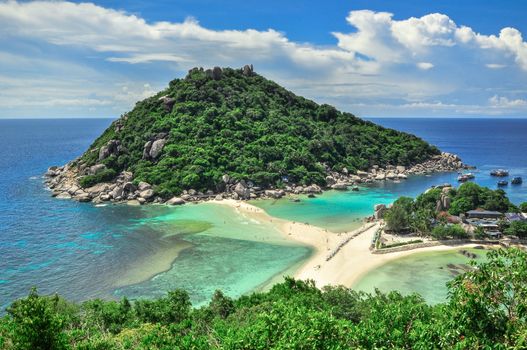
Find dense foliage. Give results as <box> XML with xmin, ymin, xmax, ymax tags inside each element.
<box><xmin>384</xmin><ymin>183</ymin><xmax>518</xmax><ymax>236</ymax></box>
<box><xmin>448</xmin><ymin>182</ymin><xmax>517</xmax><ymax>216</ymax></box>
<box><xmin>520</xmin><ymin>202</ymin><xmax>527</xmax><ymax>213</ymax></box>
<box><xmin>430</xmin><ymin>224</ymin><xmax>468</xmax><ymax>239</ymax></box>
<box><xmin>78</xmin><ymin>67</ymin><xmax>439</xmax><ymax>196</ymax></box>
<box><xmin>1</xmin><ymin>248</ymin><xmax>526</xmax><ymax>349</ymax></box>
<box><xmin>505</xmin><ymin>221</ymin><xmax>527</xmax><ymax>238</ymax></box>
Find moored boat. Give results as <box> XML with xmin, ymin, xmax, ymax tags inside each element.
<box><xmin>511</xmin><ymin>177</ymin><xmax>523</xmax><ymax>185</ymax></box>
<box><xmin>490</xmin><ymin>169</ymin><xmax>509</xmax><ymax>177</ymax></box>
<box><xmin>497</xmin><ymin>180</ymin><xmax>508</xmax><ymax>186</ymax></box>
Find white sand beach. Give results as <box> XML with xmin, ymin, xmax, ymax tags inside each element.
<box><xmin>216</xmin><ymin>199</ymin><xmax>481</xmax><ymax>289</ymax></box>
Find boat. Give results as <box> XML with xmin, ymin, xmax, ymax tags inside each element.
<box><xmin>490</xmin><ymin>169</ymin><xmax>509</xmax><ymax>177</ymax></box>
<box><xmin>497</xmin><ymin>180</ymin><xmax>508</xmax><ymax>186</ymax></box>
<box><xmin>511</xmin><ymin>177</ymin><xmax>523</xmax><ymax>185</ymax></box>
<box><xmin>457</xmin><ymin>175</ymin><xmax>469</xmax><ymax>182</ymax></box>
<box><xmin>457</xmin><ymin>172</ymin><xmax>475</xmax><ymax>182</ymax></box>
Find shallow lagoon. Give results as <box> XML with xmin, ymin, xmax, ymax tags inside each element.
<box><xmin>353</xmin><ymin>248</ymin><xmax>488</xmax><ymax>304</ymax></box>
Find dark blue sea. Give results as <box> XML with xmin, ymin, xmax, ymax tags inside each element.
<box><xmin>0</xmin><ymin>118</ymin><xmax>526</xmax><ymax>308</ymax></box>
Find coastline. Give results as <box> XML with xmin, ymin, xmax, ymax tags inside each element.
<box><xmin>213</xmin><ymin>199</ymin><xmax>484</xmax><ymax>290</ymax></box>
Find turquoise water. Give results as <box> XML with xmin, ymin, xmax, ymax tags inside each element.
<box><xmin>353</xmin><ymin>248</ymin><xmax>488</xmax><ymax>304</ymax></box>
<box><xmin>1</xmin><ymin>118</ymin><xmax>526</xmax><ymax>307</ymax></box>
<box><xmin>114</xmin><ymin>203</ymin><xmax>311</xmax><ymax>305</ymax></box>
<box><xmin>252</xmin><ymin>172</ymin><xmax>464</xmax><ymax>232</ymax></box>
<box><xmin>253</xmin><ymin>188</ymin><xmax>395</xmax><ymax>232</ymax></box>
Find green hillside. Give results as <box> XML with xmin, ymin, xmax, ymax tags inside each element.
<box><xmin>76</xmin><ymin>66</ymin><xmax>439</xmax><ymax>197</ymax></box>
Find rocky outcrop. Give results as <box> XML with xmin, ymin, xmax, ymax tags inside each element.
<box><xmin>143</xmin><ymin>134</ymin><xmax>168</xmax><ymax>161</ymax></box>
<box><xmin>436</xmin><ymin>193</ymin><xmax>452</xmax><ymax>212</ymax></box>
<box><xmin>242</xmin><ymin>64</ymin><xmax>254</xmax><ymax>76</ymax></box>
<box><xmin>234</xmin><ymin>181</ymin><xmax>251</xmax><ymax>199</ymax></box>
<box><xmin>264</xmin><ymin>189</ymin><xmax>285</xmax><ymax>199</ymax></box>
<box><xmin>374</xmin><ymin>204</ymin><xmax>387</xmax><ymax>220</ymax></box>
<box><xmin>159</xmin><ymin>96</ymin><xmax>176</xmax><ymax>113</ymax></box>
<box><xmin>45</xmin><ymin>147</ymin><xmax>466</xmax><ymax>206</ymax></box>
<box><xmin>205</xmin><ymin>66</ymin><xmax>223</xmax><ymax>80</ymax></box>
<box><xmin>331</xmin><ymin>183</ymin><xmax>349</xmax><ymax>190</ymax></box>
<box><xmin>166</xmin><ymin>197</ymin><xmax>185</xmax><ymax>205</ymax></box>
<box><xmin>98</xmin><ymin>140</ymin><xmax>120</xmax><ymax>161</ymax></box>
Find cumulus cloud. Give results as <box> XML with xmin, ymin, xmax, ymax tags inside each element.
<box><xmin>0</xmin><ymin>1</ymin><xmax>526</xmax><ymax>117</ymax></box>
<box><xmin>489</xmin><ymin>95</ymin><xmax>527</xmax><ymax>107</ymax></box>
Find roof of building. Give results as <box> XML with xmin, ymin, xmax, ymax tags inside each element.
<box><xmin>466</xmin><ymin>210</ymin><xmax>503</xmax><ymax>216</ymax></box>
<box><xmin>505</xmin><ymin>213</ymin><xmax>525</xmax><ymax>222</ymax></box>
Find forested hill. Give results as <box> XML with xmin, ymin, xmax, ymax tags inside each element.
<box><xmin>73</xmin><ymin>65</ymin><xmax>440</xmax><ymax>197</ymax></box>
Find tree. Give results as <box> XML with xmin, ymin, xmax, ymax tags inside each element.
<box><xmin>446</xmin><ymin>248</ymin><xmax>527</xmax><ymax>347</ymax></box>
<box><xmin>6</xmin><ymin>288</ymin><xmax>67</xmax><ymax>350</ymax></box>
<box><xmin>384</xmin><ymin>197</ymin><xmax>414</xmax><ymax>233</ymax></box>
<box><xmin>519</xmin><ymin>202</ymin><xmax>527</xmax><ymax>213</ymax></box>
<box><xmin>504</xmin><ymin>221</ymin><xmax>527</xmax><ymax>238</ymax></box>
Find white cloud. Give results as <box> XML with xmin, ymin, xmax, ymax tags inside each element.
<box><xmin>486</xmin><ymin>63</ymin><xmax>506</xmax><ymax>69</ymax></box>
<box><xmin>417</xmin><ymin>62</ymin><xmax>434</xmax><ymax>70</ymax></box>
<box><xmin>0</xmin><ymin>1</ymin><xmax>526</xmax><ymax>117</ymax></box>
<box><xmin>489</xmin><ymin>95</ymin><xmax>527</xmax><ymax>107</ymax></box>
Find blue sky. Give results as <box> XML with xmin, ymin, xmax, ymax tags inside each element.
<box><xmin>1</xmin><ymin>0</ymin><xmax>526</xmax><ymax>118</ymax></box>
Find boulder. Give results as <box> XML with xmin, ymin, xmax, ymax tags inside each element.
<box><xmin>166</xmin><ymin>197</ymin><xmax>185</xmax><ymax>205</ymax></box>
<box><xmin>304</xmin><ymin>184</ymin><xmax>322</xmax><ymax>193</ymax></box>
<box><xmin>331</xmin><ymin>183</ymin><xmax>348</xmax><ymax>190</ymax></box>
<box><xmin>87</xmin><ymin>164</ymin><xmax>107</xmax><ymax>175</ymax></box>
<box><xmin>396</xmin><ymin>165</ymin><xmax>406</xmax><ymax>173</ymax></box>
<box><xmin>386</xmin><ymin>172</ymin><xmax>397</xmax><ymax>179</ymax></box>
<box><xmin>158</xmin><ymin>96</ymin><xmax>176</xmax><ymax>113</ymax></box>
<box><xmin>149</xmin><ymin>139</ymin><xmax>166</xmax><ymax>159</ymax></box>
<box><xmin>222</xmin><ymin>174</ymin><xmax>231</xmax><ymax>184</ymax></box>
<box><xmin>234</xmin><ymin>181</ymin><xmax>250</xmax><ymax>199</ymax></box>
<box><xmin>137</xmin><ymin>181</ymin><xmax>152</xmax><ymax>191</ymax></box>
<box><xmin>123</xmin><ymin>182</ymin><xmax>136</xmax><ymax>193</ymax></box>
<box><xmin>98</xmin><ymin>140</ymin><xmax>120</xmax><ymax>161</ymax></box>
<box><xmin>374</xmin><ymin>204</ymin><xmax>387</xmax><ymax>220</ymax></box>
<box><xmin>181</xmin><ymin>194</ymin><xmax>192</xmax><ymax>201</ymax></box>
<box><xmin>118</xmin><ymin>171</ymin><xmax>134</xmax><ymax>183</ymax></box>
<box><xmin>56</xmin><ymin>193</ymin><xmax>72</xmax><ymax>199</ymax></box>
<box><xmin>110</xmin><ymin>185</ymin><xmax>124</xmax><ymax>199</ymax></box>
<box><xmin>67</xmin><ymin>185</ymin><xmax>79</xmax><ymax>195</ymax></box>
<box><xmin>86</xmin><ymin>183</ymin><xmax>109</xmax><ymax>196</ymax></box>
<box><xmin>397</xmin><ymin>174</ymin><xmax>408</xmax><ymax>179</ymax></box>
<box><xmin>211</xmin><ymin>66</ymin><xmax>222</xmax><ymax>80</ymax></box>
<box><xmin>375</xmin><ymin>173</ymin><xmax>386</xmax><ymax>180</ymax></box>
<box><xmin>325</xmin><ymin>176</ymin><xmax>336</xmax><ymax>186</ymax></box>
<box><xmin>139</xmin><ymin>189</ymin><xmax>155</xmax><ymax>200</ymax></box>
<box><xmin>265</xmin><ymin>190</ymin><xmax>284</xmax><ymax>199</ymax></box>
<box><xmin>242</xmin><ymin>64</ymin><xmax>254</xmax><ymax>76</ymax></box>
<box><xmin>142</xmin><ymin>141</ymin><xmax>153</xmax><ymax>159</ymax></box>
<box><xmin>76</xmin><ymin>193</ymin><xmax>92</xmax><ymax>202</ymax></box>
<box><xmin>215</xmin><ymin>194</ymin><xmax>223</xmax><ymax>201</ymax></box>
<box><xmin>45</xmin><ymin>168</ymin><xmax>59</xmax><ymax>177</ymax></box>
<box><xmin>357</xmin><ymin>170</ymin><xmax>369</xmax><ymax>178</ymax></box>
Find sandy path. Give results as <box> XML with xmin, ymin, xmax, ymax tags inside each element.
<box><xmin>215</xmin><ymin>199</ymin><xmax>480</xmax><ymax>289</ymax></box>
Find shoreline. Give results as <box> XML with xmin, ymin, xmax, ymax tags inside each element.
<box><xmin>213</xmin><ymin>199</ymin><xmax>485</xmax><ymax>290</ymax></box>
<box><xmin>44</xmin><ymin>152</ymin><xmax>467</xmax><ymax>205</ymax></box>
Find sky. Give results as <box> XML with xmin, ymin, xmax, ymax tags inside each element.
<box><xmin>1</xmin><ymin>0</ymin><xmax>526</xmax><ymax>118</ymax></box>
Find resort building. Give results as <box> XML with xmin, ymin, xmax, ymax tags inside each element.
<box><xmin>465</xmin><ymin>210</ymin><xmax>503</xmax><ymax>220</ymax></box>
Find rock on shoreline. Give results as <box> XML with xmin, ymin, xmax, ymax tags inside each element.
<box><xmin>44</xmin><ymin>152</ymin><xmax>468</xmax><ymax>205</ymax></box>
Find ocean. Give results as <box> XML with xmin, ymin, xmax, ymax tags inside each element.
<box><xmin>0</xmin><ymin>118</ymin><xmax>526</xmax><ymax>307</ymax></box>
